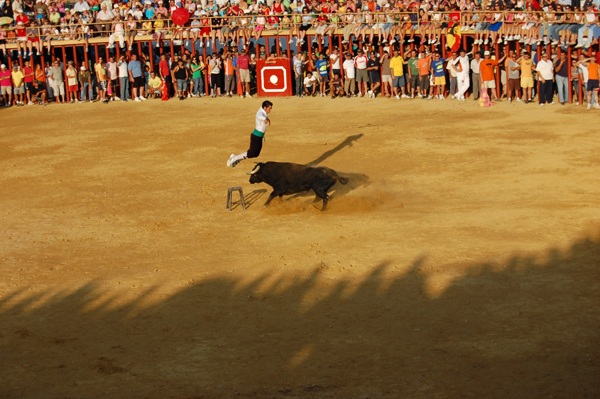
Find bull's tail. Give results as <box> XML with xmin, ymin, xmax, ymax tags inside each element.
<box><xmin>337</xmin><ymin>176</ymin><xmax>349</xmax><ymax>185</ymax></box>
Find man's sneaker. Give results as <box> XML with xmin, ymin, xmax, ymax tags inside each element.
<box><xmin>246</xmin><ymin>92</ymin><xmax>252</xmax><ymax>97</ymax></box>
<box><xmin>231</xmin><ymin>159</ymin><xmax>241</xmax><ymax>169</ymax></box>
<box><xmin>227</xmin><ymin>154</ymin><xmax>235</xmax><ymax>167</ymax></box>
<box><xmin>135</xmin><ymin>97</ymin><xmax>142</xmax><ymax>102</ymax></box>
<box><xmin>540</xmin><ymin>103</ymin><xmax>545</xmax><ymax>107</ymax></box>
<box><xmin>115</xmin><ymin>96</ymin><xmax>120</xmax><ymax>101</ymax></box>
<box><xmin>395</xmin><ymin>94</ymin><xmax>400</xmax><ymax>100</ymax></box>
<box><xmin>450</xmin><ymin>95</ymin><xmax>455</xmax><ymax>100</ymax></box>
<box><xmin>140</xmin><ymin>96</ymin><xmax>147</xmax><ymax>101</ymax></box>
<box><xmin>427</xmin><ymin>95</ymin><xmax>433</xmax><ymax>100</ymax></box>
<box><xmin>408</xmin><ymin>38</ymin><xmax>414</xmax><ymax>43</ymax></box>
<box><xmin>358</xmin><ymin>92</ymin><xmax>363</xmax><ymax>97</ymax></box>
<box><xmin>401</xmin><ymin>94</ymin><xmax>410</xmax><ymax>98</ymax></box>
<box><xmin>27</xmin><ymin>101</ymin><xmax>35</xmax><ymax>105</ymax></box>
<box><xmin>587</xmin><ymin>104</ymin><xmax>592</xmax><ymax>110</ymax></box>
<box><xmin>368</xmin><ymin>90</ymin><xmax>373</xmax><ymax>97</ymax></box>
<box><xmin>594</xmin><ymin>103</ymin><xmax>600</xmax><ymax>109</ymax></box>
<box><xmin>410</xmin><ymin>93</ymin><xmax>414</xmax><ymax>99</ymax></box>
<box><xmin>516</xmin><ymin>98</ymin><xmax>523</xmax><ymax>103</ymax></box>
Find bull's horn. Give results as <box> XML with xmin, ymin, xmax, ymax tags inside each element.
<box><xmin>246</xmin><ymin>165</ymin><xmax>261</xmax><ymax>175</ymax></box>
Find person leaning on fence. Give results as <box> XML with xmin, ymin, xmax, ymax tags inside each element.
<box><xmin>128</xmin><ymin>54</ymin><xmax>146</xmax><ymax>102</ymax></box>
<box><xmin>517</xmin><ymin>51</ymin><xmax>534</xmax><ymax>103</ymax></box>
<box><xmin>554</xmin><ymin>52</ymin><xmax>569</xmax><ymax>106</ymax></box>
<box><xmin>417</xmin><ymin>50</ymin><xmax>432</xmax><ymax>100</ymax></box>
<box><xmin>173</xmin><ymin>59</ymin><xmax>189</xmax><ymax>101</ymax></box>
<box><xmin>354</xmin><ymin>49</ymin><xmax>369</xmax><ymax>97</ymax></box>
<box><xmin>577</xmin><ymin>57</ymin><xmax>600</xmax><ymax>110</ymax></box>
<box><xmin>23</xmin><ymin>60</ymin><xmax>34</xmax><ymax>105</ymax></box>
<box><xmin>470</xmin><ymin>51</ymin><xmax>482</xmax><ymax>101</ymax></box>
<box><xmin>11</xmin><ymin>64</ymin><xmax>25</xmax><ymax>106</ymax></box>
<box><xmin>506</xmin><ymin>52</ymin><xmax>521</xmax><ymax>104</ymax></box>
<box><xmin>66</xmin><ymin>61</ymin><xmax>78</xmax><ymax>103</ymax></box>
<box><xmin>117</xmin><ymin>55</ymin><xmax>129</xmax><ymax>101</ymax></box>
<box><xmin>94</xmin><ymin>57</ymin><xmax>108</xmax><ymax>103</ymax></box>
<box><xmin>480</xmin><ymin>50</ymin><xmax>506</xmax><ymax>102</ymax></box>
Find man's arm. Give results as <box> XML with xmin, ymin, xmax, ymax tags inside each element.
<box><xmin>554</xmin><ymin>59</ymin><xmax>565</xmax><ymax>72</ymax></box>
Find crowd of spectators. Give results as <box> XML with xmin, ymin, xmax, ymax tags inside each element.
<box><xmin>0</xmin><ymin>0</ymin><xmax>599</xmax><ymax>107</ymax></box>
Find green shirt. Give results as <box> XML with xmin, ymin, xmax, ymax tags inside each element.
<box><xmin>407</xmin><ymin>58</ymin><xmax>419</xmax><ymax>76</ymax></box>
<box><xmin>191</xmin><ymin>63</ymin><xmax>202</xmax><ymax>79</ymax></box>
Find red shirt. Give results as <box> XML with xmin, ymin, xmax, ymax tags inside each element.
<box><xmin>23</xmin><ymin>66</ymin><xmax>34</xmax><ymax>83</ymax></box>
<box><xmin>159</xmin><ymin>60</ymin><xmax>169</xmax><ymax>78</ymax></box>
<box><xmin>237</xmin><ymin>55</ymin><xmax>250</xmax><ymax>70</ymax></box>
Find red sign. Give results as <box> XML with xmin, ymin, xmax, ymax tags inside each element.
<box><xmin>256</xmin><ymin>59</ymin><xmax>292</xmax><ymax>97</ymax></box>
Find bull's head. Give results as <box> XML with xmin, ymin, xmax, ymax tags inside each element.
<box><xmin>247</xmin><ymin>163</ymin><xmax>263</xmax><ymax>184</ymax></box>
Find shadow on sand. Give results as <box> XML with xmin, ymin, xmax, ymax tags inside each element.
<box><xmin>1</xmin><ymin>234</ymin><xmax>599</xmax><ymax>397</ymax></box>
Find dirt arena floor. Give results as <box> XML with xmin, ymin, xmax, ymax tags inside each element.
<box><xmin>1</xmin><ymin>96</ymin><xmax>599</xmax><ymax>399</ymax></box>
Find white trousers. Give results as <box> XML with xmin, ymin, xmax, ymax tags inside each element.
<box><xmin>109</xmin><ymin>31</ymin><xmax>125</xmax><ymax>47</ymax></box>
<box><xmin>456</xmin><ymin>73</ymin><xmax>470</xmax><ymax>99</ymax></box>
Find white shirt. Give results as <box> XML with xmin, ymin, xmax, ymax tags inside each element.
<box><xmin>97</xmin><ymin>9</ymin><xmax>114</xmax><ymax>21</ymax></box>
<box><xmin>354</xmin><ymin>55</ymin><xmax>368</xmax><ymax>70</ymax></box>
<box><xmin>471</xmin><ymin>58</ymin><xmax>482</xmax><ymax>73</ymax></box>
<box><xmin>535</xmin><ymin>59</ymin><xmax>554</xmax><ymax>80</ymax></box>
<box><xmin>578</xmin><ymin>63</ymin><xmax>589</xmax><ymax>83</ymax></box>
<box><xmin>447</xmin><ymin>59</ymin><xmax>458</xmax><ymax>78</ymax></box>
<box><xmin>329</xmin><ymin>53</ymin><xmax>340</xmax><ymax>69</ymax></box>
<box><xmin>343</xmin><ymin>59</ymin><xmax>355</xmax><ymax>79</ymax></box>
<box><xmin>456</xmin><ymin>55</ymin><xmax>470</xmax><ymax>76</ymax></box>
<box><xmin>73</xmin><ymin>1</ymin><xmax>90</xmax><ymax>12</ymax></box>
<box><xmin>255</xmin><ymin>107</ymin><xmax>268</xmax><ymax>134</ymax></box>
<box><xmin>118</xmin><ymin>60</ymin><xmax>128</xmax><ymax>77</ymax></box>
<box><xmin>304</xmin><ymin>75</ymin><xmax>316</xmax><ymax>87</ymax></box>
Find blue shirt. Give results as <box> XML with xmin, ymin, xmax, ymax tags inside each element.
<box><xmin>432</xmin><ymin>58</ymin><xmax>446</xmax><ymax>77</ymax></box>
<box><xmin>128</xmin><ymin>60</ymin><xmax>143</xmax><ymax>78</ymax></box>
<box><xmin>316</xmin><ymin>59</ymin><xmax>328</xmax><ymax>77</ymax></box>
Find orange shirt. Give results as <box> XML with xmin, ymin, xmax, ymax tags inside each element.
<box><xmin>480</xmin><ymin>59</ymin><xmax>498</xmax><ymax>82</ymax></box>
<box><xmin>225</xmin><ymin>58</ymin><xmax>234</xmax><ymax>75</ymax></box>
<box><xmin>417</xmin><ymin>56</ymin><xmax>431</xmax><ymax>76</ymax></box>
<box><xmin>589</xmin><ymin>63</ymin><xmax>599</xmax><ymax>80</ymax></box>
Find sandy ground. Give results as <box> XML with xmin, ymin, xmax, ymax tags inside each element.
<box><xmin>1</xmin><ymin>96</ymin><xmax>599</xmax><ymax>399</ymax></box>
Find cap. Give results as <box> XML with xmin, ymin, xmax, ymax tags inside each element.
<box><xmin>80</xmin><ymin>66</ymin><xmax>86</xmax><ymax>70</ymax></box>
<box><xmin>17</xmin><ymin>21</ymin><xmax>24</xmax><ymax>25</ymax></box>
<box><xmin>484</xmin><ymin>50</ymin><xmax>490</xmax><ymax>55</ymax></box>
<box><xmin>0</xmin><ymin>64</ymin><xmax>5</xmax><ymax>68</ymax></box>
<box><xmin>357</xmin><ymin>49</ymin><xmax>363</xmax><ymax>53</ymax></box>
<box><xmin>12</xmin><ymin>64</ymin><xmax>19</xmax><ymax>68</ymax></box>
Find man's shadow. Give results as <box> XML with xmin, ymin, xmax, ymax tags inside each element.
<box><xmin>304</xmin><ymin>133</ymin><xmax>363</xmax><ymax>167</ymax></box>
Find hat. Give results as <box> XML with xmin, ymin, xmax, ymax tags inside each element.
<box><xmin>0</xmin><ymin>64</ymin><xmax>5</xmax><ymax>69</ymax></box>
<box><xmin>484</xmin><ymin>50</ymin><xmax>490</xmax><ymax>55</ymax></box>
<box><xmin>68</xmin><ymin>60</ymin><xmax>73</xmax><ymax>64</ymax></box>
<box><xmin>81</xmin><ymin>66</ymin><xmax>86</xmax><ymax>70</ymax></box>
<box><xmin>384</xmin><ymin>3</ymin><xmax>390</xmax><ymax>7</ymax></box>
<box><xmin>113</xmin><ymin>4</ymin><xmax>119</xmax><ymax>7</ymax></box>
<box><xmin>17</xmin><ymin>21</ymin><xmax>24</xmax><ymax>25</ymax></box>
<box><xmin>12</xmin><ymin>64</ymin><xmax>18</xmax><ymax>68</ymax></box>
<box><xmin>357</xmin><ymin>49</ymin><xmax>363</xmax><ymax>53</ymax></box>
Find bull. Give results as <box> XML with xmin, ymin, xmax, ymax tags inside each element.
<box><xmin>247</xmin><ymin>162</ymin><xmax>348</xmax><ymax>211</ymax></box>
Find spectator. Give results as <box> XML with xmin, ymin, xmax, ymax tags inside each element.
<box><xmin>453</xmin><ymin>49</ymin><xmax>470</xmax><ymax>102</ymax></box>
<box><xmin>78</xmin><ymin>65</ymin><xmax>92</xmax><ymax>102</ymax></box>
<box><xmin>447</xmin><ymin>52</ymin><xmax>459</xmax><ymax>99</ymax></box>
<box><xmin>554</xmin><ymin>52</ymin><xmax>569</xmax><ymax>105</ymax></box>
<box><xmin>96</xmin><ymin>4</ymin><xmax>114</xmax><ymax>35</ymax></box>
<box><xmin>417</xmin><ymin>50</ymin><xmax>432</xmax><ymax>100</ymax></box>
<box><xmin>329</xmin><ymin>47</ymin><xmax>340</xmax><ymax>77</ymax></box>
<box><xmin>95</xmin><ymin>57</ymin><xmax>108</xmax><ymax>103</ymax></box>
<box><xmin>148</xmin><ymin>71</ymin><xmax>162</xmax><ymax>98</ymax></box>
<box><xmin>390</xmin><ymin>48</ymin><xmax>409</xmax><ymax>100</ymax></box>
<box><xmin>128</xmin><ymin>53</ymin><xmax>146</xmax><ymax>102</ymax></box>
<box><xmin>11</xmin><ymin>64</ymin><xmax>25</xmax><ymax>106</ymax></box>
<box><xmin>224</xmin><ymin>52</ymin><xmax>235</xmax><ymax>97</ymax></box>
<box><xmin>507</xmin><ymin>52</ymin><xmax>521</xmax><ymax>104</ymax></box>
<box><xmin>48</xmin><ymin>59</ymin><xmax>65</xmax><ymax>104</ymax></box>
<box><xmin>293</xmin><ymin>52</ymin><xmax>303</xmax><ymax>98</ymax></box>
<box><xmin>190</xmin><ymin>55</ymin><xmax>205</xmax><ymax>98</ymax></box>
<box><xmin>406</xmin><ymin>49</ymin><xmax>419</xmax><ymax>99</ymax></box>
<box><xmin>66</xmin><ymin>61</ymin><xmax>78</xmax><ymax>103</ymax></box>
<box><xmin>158</xmin><ymin>53</ymin><xmax>170</xmax><ymax>98</ymax></box>
<box><xmin>354</xmin><ymin>49</ymin><xmax>369</xmax><ymax>97</ymax></box>
<box><xmin>431</xmin><ymin>51</ymin><xmax>446</xmax><ymax>100</ymax></box>
<box><xmin>380</xmin><ymin>50</ymin><xmax>392</xmax><ymax>98</ymax></box>
<box><xmin>470</xmin><ymin>51</ymin><xmax>482</xmax><ymax>100</ymax></box>
<box><xmin>208</xmin><ymin>52</ymin><xmax>222</xmax><ymax>98</ymax></box>
<box><xmin>30</xmin><ymin>79</ymin><xmax>47</xmax><ymax>106</ymax></box>
<box><xmin>106</xmin><ymin>56</ymin><xmax>118</xmax><ymax>100</ymax></box>
<box><xmin>479</xmin><ymin>50</ymin><xmax>505</xmax><ymax>101</ymax></box>
<box><xmin>173</xmin><ymin>58</ymin><xmax>189</xmax><ymax>100</ymax></box>
<box><xmin>0</xmin><ymin>64</ymin><xmax>12</xmax><ymax>107</ymax></box>
<box><xmin>535</xmin><ymin>52</ymin><xmax>555</xmax><ymax>107</ymax></box>
<box><xmin>22</xmin><ymin>60</ymin><xmax>34</xmax><ymax>105</ymax></box>
<box><xmin>343</xmin><ymin>52</ymin><xmax>356</xmax><ymax>98</ymax></box>
<box><xmin>303</xmin><ymin>71</ymin><xmax>317</xmax><ymax>96</ymax></box>
<box><xmin>316</xmin><ymin>53</ymin><xmax>329</xmax><ymax>97</ymax></box>
<box><xmin>577</xmin><ymin>57</ymin><xmax>600</xmax><ymax>110</ymax></box>
<box><xmin>73</xmin><ymin>0</ymin><xmax>90</xmax><ymax>13</ymax></box>
<box><xmin>236</xmin><ymin>48</ymin><xmax>251</xmax><ymax>98</ymax></box>
<box><xmin>330</xmin><ymin>72</ymin><xmax>344</xmax><ymax>99</ymax></box>
<box><xmin>117</xmin><ymin>54</ymin><xmax>129</xmax><ymax>101</ymax></box>
<box><xmin>517</xmin><ymin>51</ymin><xmax>534</xmax><ymax>103</ymax></box>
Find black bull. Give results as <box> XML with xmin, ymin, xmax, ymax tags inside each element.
<box><xmin>247</xmin><ymin>162</ymin><xmax>348</xmax><ymax>211</ymax></box>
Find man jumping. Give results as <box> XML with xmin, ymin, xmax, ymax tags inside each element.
<box><xmin>227</xmin><ymin>100</ymin><xmax>273</xmax><ymax>169</ymax></box>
